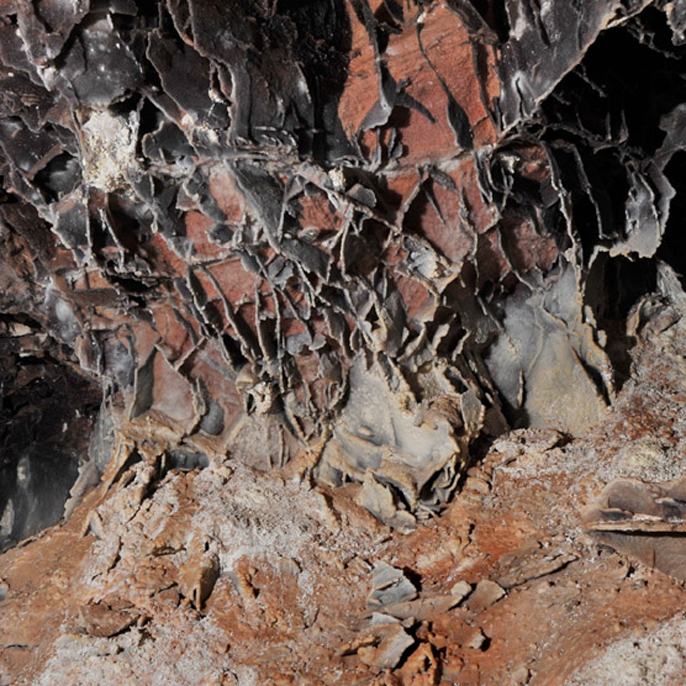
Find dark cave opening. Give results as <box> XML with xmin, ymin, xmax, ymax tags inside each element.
<box><xmin>0</xmin><ymin>348</ymin><xmax>102</xmax><ymax>550</ymax></box>
<box><xmin>658</xmin><ymin>150</ymin><xmax>686</xmax><ymax>284</ymax></box>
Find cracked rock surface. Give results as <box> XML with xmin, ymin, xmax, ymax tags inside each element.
<box><xmin>5</xmin><ymin>306</ymin><xmax>686</xmax><ymax>684</ymax></box>
<box><xmin>3</xmin><ymin>0</ymin><xmax>686</xmax><ymax>683</ymax></box>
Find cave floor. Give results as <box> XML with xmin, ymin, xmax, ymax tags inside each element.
<box><xmin>2</xmin><ymin>304</ymin><xmax>686</xmax><ymax>685</ymax></box>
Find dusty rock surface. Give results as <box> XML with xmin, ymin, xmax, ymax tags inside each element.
<box><xmin>3</xmin><ymin>306</ymin><xmax>686</xmax><ymax>686</ymax></box>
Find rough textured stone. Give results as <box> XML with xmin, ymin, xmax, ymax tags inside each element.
<box><xmin>2</xmin><ymin>1</ymin><xmax>686</xmax><ymax>684</ymax></box>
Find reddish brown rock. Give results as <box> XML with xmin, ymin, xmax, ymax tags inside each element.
<box><xmin>2</xmin><ymin>1</ymin><xmax>686</xmax><ymax>685</ymax></box>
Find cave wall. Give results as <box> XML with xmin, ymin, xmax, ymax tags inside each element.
<box><xmin>2</xmin><ymin>1</ymin><xmax>686</xmax><ymax>682</ymax></box>
<box><xmin>1</xmin><ymin>0</ymin><xmax>684</xmax><ymax>538</ymax></box>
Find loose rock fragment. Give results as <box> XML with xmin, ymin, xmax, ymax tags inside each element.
<box><xmin>449</xmin><ymin>580</ymin><xmax>473</xmax><ymax>604</ymax></box>
<box><xmin>179</xmin><ymin>551</ymin><xmax>220</xmax><ymax>610</ymax></box>
<box><xmin>584</xmin><ymin>476</ymin><xmax>686</xmax><ymax>580</ymax></box>
<box><xmin>368</xmin><ymin>562</ymin><xmax>418</xmax><ymax>608</ymax></box>
<box><xmin>76</xmin><ymin>602</ymin><xmax>137</xmax><ymax>639</ymax></box>
<box><xmin>465</xmin><ymin>627</ymin><xmax>489</xmax><ymax>651</ymax></box>
<box><xmin>464</xmin><ymin>579</ymin><xmax>506</xmax><ymax>613</ymax></box>
<box><xmin>357</xmin><ymin>617</ymin><xmax>416</xmax><ymax>671</ymax></box>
